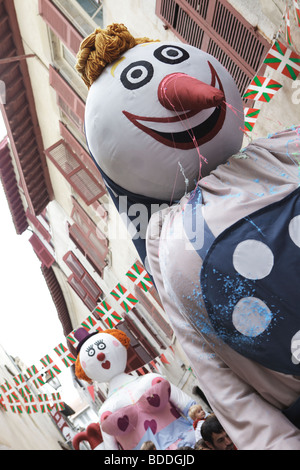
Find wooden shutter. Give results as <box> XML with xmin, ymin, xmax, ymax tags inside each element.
<box><xmin>29</xmin><ymin>233</ymin><xmax>55</xmax><ymax>268</ymax></box>
<box><xmin>49</xmin><ymin>66</ymin><xmax>85</xmax><ymax>124</ymax></box>
<box><xmin>116</xmin><ymin>322</ymin><xmax>157</xmax><ymax>373</ymax></box>
<box><xmin>26</xmin><ymin>209</ymin><xmax>52</xmax><ymax>243</ymax></box>
<box><xmin>45</xmin><ymin>139</ymin><xmax>106</xmax><ymax>204</ymax></box>
<box><xmin>70</xmin><ymin>197</ymin><xmax>108</xmax><ymax>272</ymax></box>
<box><xmin>63</xmin><ymin>251</ymin><xmax>103</xmax><ymax>310</ymax></box>
<box><xmin>38</xmin><ymin>0</ymin><xmax>83</xmax><ymax>56</ymax></box>
<box><xmin>156</xmin><ymin>0</ymin><xmax>270</xmax><ymax>95</ymax></box>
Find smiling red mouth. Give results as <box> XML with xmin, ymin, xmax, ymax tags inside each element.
<box><xmin>122</xmin><ymin>62</ymin><xmax>226</xmax><ymax>150</ymax></box>
<box><xmin>101</xmin><ymin>361</ymin><xmax>111</xmax><ymax>370</ymax></box>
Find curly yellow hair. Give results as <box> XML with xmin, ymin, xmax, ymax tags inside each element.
<box><xmin>75</xmin><ymin>328</ymin><xmax>131</xmax><ymax>383</ymax></box>
<box><xmin>76</xmin><ymin>23</ymin><xmax>158</xmax><ymax>88</ymax></box>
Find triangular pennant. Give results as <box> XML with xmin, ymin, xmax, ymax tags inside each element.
<box><xmin>88</xmin><ymin>385</ymin><xmax>95</xmax><ymax>401</ymax></box>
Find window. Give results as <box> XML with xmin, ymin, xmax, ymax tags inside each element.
<box><xmin>63</xmin><ymin>251</ymin><xmax>103</xmax><ymax>310</ymax></box>
<box><xmin>45</xmin><ymin>139</ymin><xmax>106</xmax><ymax>205</ymax></box>
<box><xmin>49</xmin><ymin>66</ymin><xmax>85</xmax><ymax>135</ymax></box>
<box><xmin>75</xmin><ymin>0</ymin><xmax>103</xmax><ymax>25</ymax></box>
<box><xmin>69</xmin><ymin>197</ymin><xmax>108</xmax><ymax>276</ymax></box>
<box><xmin>38</xmin><ymin>0</ymin><xmax>83</xmax><ymax>56</ymax></box>
<box><xmin>156</xmin><ymin>0</ymin><xmax>270</xmax><ymax>95</ymax></box>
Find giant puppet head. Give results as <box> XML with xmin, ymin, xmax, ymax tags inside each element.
<box><xmin>76</xmin><ymin>23</ymin><xmax>244</xmax><ymax>203</ymax></box>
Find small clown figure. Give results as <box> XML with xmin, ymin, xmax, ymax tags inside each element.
<box><xmin>74</xmin><ymin>328</ymin><xmax>196</xmax><ymax>450</ymax></box>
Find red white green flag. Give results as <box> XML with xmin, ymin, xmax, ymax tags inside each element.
<box><xmin>66</xmin><ymin>331</ymin><xmax>78</xmax><ymax>348</ymax></box>
<box><xmin>12</xmin><ymin>374</ymin><xmax>31</xmax><ymax>398</ymax></box>
<box><xmin>53</xmin><ymin>343</ymin><xmax>76</xmax><ymax>368</ymax></box>
<box><xmin>0</xmin><ymin>381</ymin><xmax>22</xmax><ymax>413</ymax></box>
<box><xmin>22</xmin><ymin>394</ymin><xmax>38</xmax><ymax>414</ymax></box>
<box><xmin>94</xmin><ymin>300</ymin><xmax>123</xmax><ymax>328</ymax></box>
<box><xmin>110</xmin><ymin>283</ymin><xmax>138</xmax><ymax>313</ymax></box>
<box><xmin>126</xmin><ymin>262</ymin><xmax>153</xmax><ymax>292</ymax></box>
<box><xmin>26</xmin><ymin>365</ymin><xmax>45</xmax><ymax>389</ymax></box>
<box><xmin>243</xmin><ymin>76</ymin><xmax>283</xmax><ymax>102</ymax></box>
<box><xmin>294</xmin><ymin>0</ymin><xmax>300</xmax><ymax>26</ymax></box>
<box><xmin>37</xmin><ymin>393</ymin><xmax>52</xmax><ymax>413</ymax></box>
<box><xmin>285</xmin><ymin>3</ymin><xmax>292</xmax><ymax>46</ymax></box>
<box><xmin>81</xmin><ymin>315</ymin><xmax>104</xmax><ymax>334</ymax></box>
<box><xmin>244</xmin><ymin>108</ymin><xmax>261</xmax><ymax>132</ymax></box>
<box><xmin>264</xmin><ymin>40</ymin><xmax>300</xmax><ymax>80</ymax></box>
<box><xmin>51</xmin><ymin>392</ymin><xmax>65</xmax><ymax>412</ymax></box>
<box><xmin>0</xmin><ymin>394</ymin><xmax>7</xmax><ymax>411</ymax></box>
<box><xmin>40</xmin><ymin>354</ymin><xmax>62</xmax><ymax>379</ymax></box>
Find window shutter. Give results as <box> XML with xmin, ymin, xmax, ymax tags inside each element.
<box><xmin>156</xmin><ymin>0</ymin><xmax>270</xmax><ymax>95</ymax></box>
<box><xmin>29</xmin><ymin>233</ymin><xmax>55</xmax><ymax>268</ymax></box>
<box><xmin>49</xmin><ymin>66</ymin><xmax>85</xmax><ymax>123</ymax></box>
<box><xmin>45</xmin><ymin>139</ymin><xmax>106</xmax><ymax>204</ymax></box>
<box><xmin>63</xmin><ymin>251</ymin><xmax>103</xmax><ymax>311</ymax></box>
<box><xmin>38</xmin><ymin>0</ymin><xmax>83</xmax><ymax>56</ymax></box>
<box><xmin>116</xmin><ymin>322</ymin><xmax>156</xmax><ymax>373</ymax></box>
<box><xmin>26</xmin><ymin>209</ymin><xmax>52</xmax><ymax>243</ymax></box>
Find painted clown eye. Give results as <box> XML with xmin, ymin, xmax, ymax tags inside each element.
<box><xmin>153</xmin><ymin>45</ymin><xmax>190</xmax><ymax>64</ymax></box>
<box><xmin>86</xmin><ymin>345</ymin><xmax>95</xmax><ymax>357</ymax></box>
<box><xmin>120</xmin><ymin>60</ymin><xmax>154</xmax><ymax>90</ymax></box>
<box><xmin>95</xmin><ymin>340</ymin><xmax>106</xmax><ymax>350</ymax></box>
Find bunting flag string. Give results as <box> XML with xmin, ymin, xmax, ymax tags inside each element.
<box><xmin>0</xmin><ymin>264</ymin><xmax>173</xmax><ymax>414</ymax></box>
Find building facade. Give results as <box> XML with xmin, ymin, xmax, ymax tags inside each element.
<box><xmin>0</xmin><ymin>0</ymin><xmax>299</xmax><ymax>448</ymax></box>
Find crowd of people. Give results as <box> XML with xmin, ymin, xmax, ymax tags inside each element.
<box><xmin>140</xmin><ymin>410</ymin><xmax>237</xmax><ymax>451</ymax></box>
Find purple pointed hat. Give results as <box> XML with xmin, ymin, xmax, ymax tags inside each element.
<box><xmin>74</xmin><ymin>327</ymin><xmax>98</xmax><ymax>354</ymax></box>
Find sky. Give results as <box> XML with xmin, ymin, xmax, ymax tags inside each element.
<box><xmin>0</xmin><ymin>117</ymin><xmax>81</xmax><ymax>406</ymax></box>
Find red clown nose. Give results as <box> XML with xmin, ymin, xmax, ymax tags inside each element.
<box><xmin>158</xmin><ymin>72</ymin><xmax>225</xmax><ymax>112</ymax></box>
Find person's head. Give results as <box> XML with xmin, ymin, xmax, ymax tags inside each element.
<box><xmin>200</xmin><ymin>414</ymin><xmax>235</xmax><ymax>450</ymax></box>
<box><xmin>189</xmin><ymin>404</ymin><xmax>206</xmax><ymax>421</ymax></box>
<box><xmin>140</xmin><ymin>440</ymin><xmax>156</xmax><ymax>450</ymax></box>
<box><xmin>194</xmin><ymin>439</ymin><xmax>211</xmax><ymax>450</ymax></box>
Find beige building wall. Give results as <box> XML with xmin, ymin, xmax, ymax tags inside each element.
<box><xmin>0</xmin><ymin>346</ymin><xmax>63</xmax><ymax>450</ymax></box>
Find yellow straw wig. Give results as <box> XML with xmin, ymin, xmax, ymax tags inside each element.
<box><xmin>76</xmin><ymin>23</ymin><xmax>158</xmax><ymax>88</ymax></box>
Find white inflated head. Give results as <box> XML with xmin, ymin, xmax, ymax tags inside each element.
<box><xmin>79</xmin><ymin>332</ymin><xmax>127</xmax><ymax>383</ymax></box>
<box><xmin>85</xmin><ymin>42</ymin><xmax>243</xmax><ymax>201</ymax></box>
